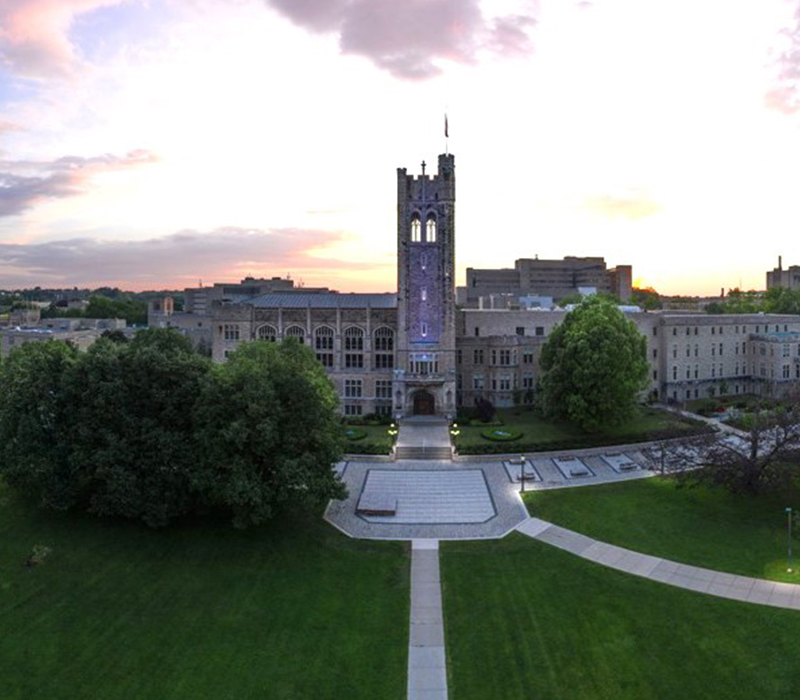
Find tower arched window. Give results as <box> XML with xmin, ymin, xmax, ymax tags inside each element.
<box><xmin>285</xmin><ymin>325</ymin><xmax>305</xmax><ymax>344</ymax></box>
<box><xmin>256</xmin><ymin>324</ymin><xmax>277</xmax><ymax>341</ymax></box>
<box><xmin>426</xmin><ymin>214</ymin><xmax>436</xmax><ymax>243</ymax></box>
<box><xmin>410</xmin><ymin>214</ymin><xmax>421</xmax><ymax>242</ymax></box>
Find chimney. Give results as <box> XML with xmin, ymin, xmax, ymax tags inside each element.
<box><xmin>779</xmin><ymin>255</ymin><xmax>783</xmax><ymax>271</ymax></box>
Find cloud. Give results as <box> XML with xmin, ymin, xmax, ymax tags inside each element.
<box><xmin>0</xmin><ymin>226</ymin><xmax>364</xmax><ymax>289</ymax></box>
<box><xmin>263</xmin><ymin>0</ymin><xmax>537</xmax><ymax>79</ymax></box>
<box><xmin>766</xmin><ymin>4</ymin><xmax>800</xmax><ymax>114</ymax></box>
<box><xmin>0</xmin><ymin>149</ymin><xmax>157</xmax><ymax>216</ymax></box>
<box><xmin>0</xmin><ymin>0</ymin><xmax>124</xmax><ymax>79</ymax></box>
<box><xmin>582</xmin><ymin>191</ymin><xmax>662</xmax><ymax>221</ymax></box>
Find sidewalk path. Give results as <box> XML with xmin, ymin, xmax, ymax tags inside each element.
<box><xmin>408</xmin><ymin>540</ymin><xmax>448</xmax><ymax>700</ymax></box>
<box><xmin>518</xmin><ymin>517</ymin><xmax>800</xmax><ymax>611</ymax></box>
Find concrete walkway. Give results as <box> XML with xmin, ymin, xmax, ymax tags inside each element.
<box><xmin>396</xmin><ymin>419</ymin><xmax>453</xmax><ymax>449</ymax></box>
<box><xmin>518</xmin><ymin>517</ymin><xmax>800</xmax><ymax>611</ymax></box>
<box><xmin>408</xmin><ymin>540</ymin><xmax>448</xmax><ymax>700</ymax></box>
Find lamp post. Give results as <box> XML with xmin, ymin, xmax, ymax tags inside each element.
<box><xmin>519</xmin><ymin>455</ymin><xmax>526</xmax><ymax>493</ymax></box>
<box><xmin>786</xmin><ymin>507</ymin><xmax>793</xmax><ymax>574</ymax></box>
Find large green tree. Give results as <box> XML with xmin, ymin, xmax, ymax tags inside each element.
<box><xmin>540</xmin><ymin>296</ymin><xmax>649</xmax><ymax>432</ymax></box>
<box><xmin>0</xmin><ymin>341</ymin><xmax>80</xmax><ymax>508</ymax></box>
<box><xmin>65</xmin><ymin>330</ymin><xmax>211</xmax><ymax>527</ymax></box>
<box><xmin>194</xmin><ymin>339</ymin><xmax>346</xmax><ymax>528</ymax></box>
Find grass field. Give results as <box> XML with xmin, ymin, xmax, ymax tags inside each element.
<box><xmin>454</xmin><ymin>406</ymin><xmax>702</xmax><ymax>452</ymax></box>
<box><xmin>0</xmin><ymin>482</ymin><xmax>409</xmax><ymax>700</ymax></box>
<box><xmin>343</xmin><ymin>424</ymin><xmax>394</xmax><ymax>454</ymax></box>
<box><xmin>442</xmin><ymin>534</ymin><xmax>800</xmax><ymax>700</ymax></box>
<box><xmin>526</xmin><ymin>477</ymin><xmax>800</xmax><ymax>582</ymax></box>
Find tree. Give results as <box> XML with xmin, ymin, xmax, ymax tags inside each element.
<box><xmin>194</xmin><ymin>339</ymin><xmax>346</xmax><ymax>528</ymax></box>
<box><xmin>539</xmin><ymin>296</ymin><xmax>649</xmax><ymax>432</ymax></box>
<box><xmin>65</xmin><ymin>334</ymin><xmax>212</xmax><ymax>527</ymax></box>
<box><xmin>475</xmin><ymin>396</ymin><xmax>496</xmax><ymax>423</ymax></box>
<box><xmin>676</xmin><ymin>396</ymin><xmax>800</xmax><ymax>496</ymax></box>
<box><xmin>631</xmin><ymin>286</ymin><xmax>662</xmax><ymax>310</ymax></box>
<box><xmin>0</xmin><ymin>341</ymin><xmax>81</xmax><ymax>509</ymax></box>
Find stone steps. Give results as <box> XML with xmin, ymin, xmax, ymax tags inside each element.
<box><xmin>396</xmin><ymin>446</ymin><xmax>453</xmax><ymax>461</ymax></box>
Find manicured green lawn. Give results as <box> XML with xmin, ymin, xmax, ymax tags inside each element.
<box><xmin>0</xmin><ymin>482</ymin><xmax>409</xmax><ymax>700</ymax></box>
<box><xmin>454</xmin><ymin>406</ymin><xmax>703</xmax><ymax>453</ymax></box>
<box><xmin>442</xmin><ymin>534</ymin><xmax>800</xmax><ymax>700</ymax></box>
<box><xmin>526</xmin><ymin>477</ymin><xmax>800</xmax><ymax>582</ymax></box>
<box><xmin>343</xmin><ymin>424</ymin><xmax>394</xmax><ymax>454</ymax></box>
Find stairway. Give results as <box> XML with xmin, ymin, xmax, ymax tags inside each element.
<box><xmin>395</xmin><ymin>445</ymin><xmax>453</xmax><ymax>461</ymax></box>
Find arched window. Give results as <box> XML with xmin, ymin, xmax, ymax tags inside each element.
<box><xmin>315</xmin><ymin>326</ymin><xmax>334</xmax><ymax>367</ymax></box>
<box><xmin>426</xmin><ymin>214</ymin><xmax>436</xmax><ymax>243</ymax></box>
<box><xmin>344</xmin><ymin>327</ymin><xmax>364</xmax><ymax>368</ymax></box>
<box><xmin>344</xmin><ymin>326</ymin><xmax>364</xmax><ymax>351</ymax></box>
<box><xmin>314</xmin><ymin>326</ymin><xmax>334</xmax><ymax>350</ymax></box>
<box><xmin>256</xmin><ymin>324</ymin><xmax>277</xmax><ymax>342</ymax></box>
<box><xmin>374</xmin><ymin>327</ymin><xmax>394</xmax><ymax>369</ymax></box>
<box><xmin>285</xmin><ymin>325</ymin><xmax>305</xmax><ymax>344</ymax></box>
<box><xmin>410</xmin><ymin>213</ymin><xmax>422</xmax><ymax>242</ymax></box>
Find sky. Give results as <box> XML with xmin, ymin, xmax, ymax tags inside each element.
<box><xmin>1</xmin><ymin>0</ymin><xmax>800</xmax><ymax>295</ymax></box>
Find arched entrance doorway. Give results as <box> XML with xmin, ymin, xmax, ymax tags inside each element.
<box><xmin>413</xmin><ymin>390</ymin><xmax>435</xmax><ymax>415</ymax></box>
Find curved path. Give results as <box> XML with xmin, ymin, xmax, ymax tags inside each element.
<box><xmin>517</xmin><ymin>516</ymin><xmax>800</xmax><ymax>611</ymax></box>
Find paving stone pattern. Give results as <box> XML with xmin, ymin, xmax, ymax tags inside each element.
<box><xmin>325</xmin><ymin>460</ymin><xmax>527</xmax><ymax>540</ymax></box>
<box><xmin>518</xmin><ymin>517</ymin><xmax>800</xmax><ymax>611</ymax></box>
<box><xmin>359</xmin><ymin>470</ymin><xmax>495</xmax><ymax>524</ymax></box>
<box><xmin>408</xmin><ymin>540</ymin><xmax>448</xmax><ymax>700</ymax></box>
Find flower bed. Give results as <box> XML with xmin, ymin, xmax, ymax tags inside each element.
<box><xmin>481</xmin><ymin>428</ymin><xmax>523</xmax><ymax>442</ymax></box>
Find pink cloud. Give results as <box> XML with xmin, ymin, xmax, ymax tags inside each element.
<box><xmin>264</xmin><ymin>0</ymin><xmax>538</xmax><ymax>79</ymax></box>
<box><xmin>0</xmin><ymin>0</ymin><xmax>124</xmax><ymax>78</ymax></box>
<box><xmin>0</xmin><ymin>226</ymin><xmax>375</xmax><ymax>289</ymax></box>
<box><xmin>0</xmin><ymin>149</ymin><xmax>158</xmax><ymax>216</ymax></box>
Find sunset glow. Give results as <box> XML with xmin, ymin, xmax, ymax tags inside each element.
<box><xmin>2</xmin><ymin>0</ymin><xmax>800</xmax><ymax>294</ymax></box>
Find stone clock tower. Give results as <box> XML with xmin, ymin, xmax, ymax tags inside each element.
<box><xmin>394</xmin><ymin>153</ymin><xmax>457</xmax><ymax>418</ymax></box>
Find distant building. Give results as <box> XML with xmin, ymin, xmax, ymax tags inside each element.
<box><xmin>767</xmin><ymin>256</ymin><xmax>800</xmax><ymax>291</ymax></box>
<box><xmin>184</xmin><ymin>277</ymin><xmax>331</xmax><ymax>315</ymax></box>
<box><xmin>0</xmin><ymin>317</ymin><xmax>126</xmax><ymax>358</ymax></box>
<box><xmin>460</xmin><ymin>256</ymin><xmax>632</xmax><ymax>307</ymax></box>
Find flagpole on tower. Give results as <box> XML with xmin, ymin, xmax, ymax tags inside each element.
<box><xmin>444</xmin><ymin>112</ymin><xmax>449</xmax><ymax>155</ymax></box>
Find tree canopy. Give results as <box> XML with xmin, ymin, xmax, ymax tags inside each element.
<box><xmin>0</xmin><ymin>331</ymin><xmax>346</xmax><ymax>528</ymax></box>
<box><xmin>539</xmin><ymin>296</ymin><xmax>649</xmax><ymax>432</ymax></box>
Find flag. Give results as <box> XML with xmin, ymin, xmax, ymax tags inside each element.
<box><xmin>445</xmin><ymin>114</ymin><xmax>449</xmax><ymax>138</ymax></box>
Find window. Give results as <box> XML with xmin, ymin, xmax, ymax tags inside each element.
<box><xmin>314</xmin><ymin>327</ymin><xmax>334</xmax><ymax>366</ymax></box>
<box><xmin>685</xmin><ymin>366</ymin><xmax>691</xmax><ymax>379</ymax></box>
<box><xmin>374</xmin><ymin>327</ymin><xmax>394</xmax><ymax>351</ymax></box>
<box><xmin>783</xmin><ymin>364</ymin><xmax>790</xmax><ymax>379</ymax></box>
<box><xmin>285</xmin><ymin>326</ymin><xmax>305</xmax><ymax>344</ymax></box>
<box><xmin>374</xmin><ymin>327</ymin><xmax>394</xmax><ymax>369</ymax></box>
<box><xmin>411</xmin><ymin>214</ymin><xmax>421</xmax><ymax>242</ymax></box>
<box><xmin>375</xmin><ymin>405</ymin><xmax>392</xmax><ymax>416</ymax></box>
<box><xmin>499</xmin><ymin>376</ymin><xmax>511</xmax><ymax>391</ymax></box>
<box><xmin>694</xmin><ymin>365</ymin><xmax>699</xmax><ymax>379</ymax></box>
<box><xmin>522</xmin><ymin>375</ymin><xmax>535</xmax><ymax>389</ymax></box>
<box><xmin>223</xmin><ymin>324</ymin><xmax>239</xmax><ymax>341</ymax></box>
<box><xmin>499</xmin><ymin>349</ymin><xmax>511</xmax><ymax>366</ymax></box>
<box><xmin>474</xmin><ymin>326</ymin><xmax>480</xmax><ymax>337</ymax></box>
<box><xmin>425</xmin><ymin>214</ymin><xmax>437</xmax><ymax>243</ymax></box>
<box><xmin>672</xmin><ymin>328</ymin><xmax>677</xmax><ymax>336</ymax></box>
<box><xmin>686</xmin><ymin>345</ymin><xmax>691</xmax><ymax>358</ymax></box>
<box><xmin>516</xmin><ymin>326</ymin><xmax>525</xmax><ymax>336</ymax></box>
<box><xmin>694</xmin><ymin>344</ymin><xmax>699</xmax><ymax>357</ymax></box>
<box><xmin>344</xmin><ymin>404</ymin><xmax>362</xmax><ymax>416</ymax></box>
<box><xmin>456</xmin><ymin>348</ymin><xmax>462</xmax><ymax>364</ymax></box>
<box><xmin>719</xmin><ymin>343</ymin><xmax>723</xmax><ymax>355</ymax></box>
<box><xmin>474</xmin><ymin>348</ymin><xmax>484</xmax><ymax>364</ymax></box>
<box><xmin>653</xmin><ymin>370</ymin><xmax>658</xmax><ymax>380</ymax></box>
<box><xmin>376</xmin><ymin>380</ymin><xmax>392</xmax><ymax>399</ymax></box>
<box><xmin>712</xmin><ymin>327</ymin><xmax>716</xmax><ymax>335</ymax></box>
<box><xmin>694</xmin><ymin>327</ymin><xmax>698</xmax><ymax>335</ymax></box>
<box><xmin>344</xmin><ymin>379</ymin><xmax>362</xmax><ymax>398</ymax></box>
<box><xmin>345</xmin><ymin>353</ymin><xmax>364</xmax><ymax>368</ymax></box>
<box><xmin>315</xmin><ymin>326</ymin><xmax>334</xmax><ymax>350</ymax></box>
<box><xmin>473</xmin><ymin>375</ymin><xmax>484</xmax><ymax>390</ymax></box>
<box><xmin>672</xmin><ymin>365</ymin><xmax>678</xmax><ymax>380</ymax></box>
<box><xmin>712</xmin><ymin>346</ymin><xmax>716</xmax><ymax>357</ymax></box>
<box><xmin>535</xmin><ymin>327</ymin><xmax>545</xmax><ymax>336</ymax></box>
<box><xmin>257</xmin><ymin>325</ymin><xmax>277</xmax><ymax>341</ymax></box>
<box><xmin>653</xmin><ymin>327</ymin><xmax>658</xmax><ymax>336</ymax></box>
<box><xmin>344</xmin><ymin>327</ymin><xmax>364</xmax><ymax>351</ymax></box>
<box><xmin>783</xmin><ymin>344</ymin><xmax>790</xmax><ymax>358</ymax></box>
<box><xmin>522</xmin><ymin>351</ymin><xmax>534</xmax><ymax>364</ymax></box>
<box><xmin>671</xmin><ymin>346</ymin><xmax>676</xmax><ymax>359</ymax></box>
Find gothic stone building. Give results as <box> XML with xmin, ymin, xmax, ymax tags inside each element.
<box><xmin>210</xmin><ymin>153</ymin><xmax>800</xmax><ymax>417</ymax></box>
